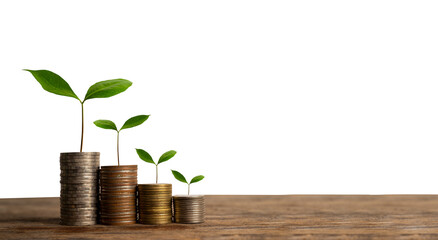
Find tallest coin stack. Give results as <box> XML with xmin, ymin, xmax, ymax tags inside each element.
<box><xmin>60</xmin><ymin>152</ymin><xmax>100</xmax><ymax>226</ymax></box>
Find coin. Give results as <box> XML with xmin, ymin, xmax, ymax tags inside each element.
<box><xmin>100</xmin><ymin>207</ymin><xmax>136</xmax><ymax>212</ymax></box>
<box><xmin>60</xmin><ymin>212</ymin><xmax>98</xmax><ymax>217</ymax></box>
<box><xmin>100</xmin><ymin>189</ymin><xmax>136</xmax><ymax>193</ymax></box>
<box><xmin>60</xmin><ymin>220</ymin><xmax>97</xmax><ymax>226</ymax></box>
<box><xmin>60</xmin><ymin>158</ymin><xmax>99</xmax><ymax>162</ymax></box>
<box><xmin>60</xmin><ymin>204</ymin><xmax>97</xmax><ymax>209</ymax></box>
<box><xmin>172</xmin><ymin>195</ymin><xmax>205</xmax><ymax>224</ymax></box>
<box><xmin>100</xmin><ymin>165</ymin><xmax>136</xmax><ymax>170</ymax></box>
<box><xmin>99</xmin><ymin>165</ymin><xmax>138</xmax><ymax>225</ymax></box>
<box><xmin>60</xmin><ymin>158</ymin><xmax>100</xmax><ymax>162</ymax></box>
<box><xmin>59</xmin><ymin>153</ymin><xmax>100</xmax><ymax>226</ymax></box>
<box><xmin>137</xmin><ymin>184</ymin><xmax>172</xmax><ymax>225</ymax></box>
<box><xmin>60</xmin><ymin>168</ymin><xmax>98</xmax><ymax>172</ymax></box>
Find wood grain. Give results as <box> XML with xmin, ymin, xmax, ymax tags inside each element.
<box><xmin>1</xmin><ymin>195</ymin><xmax>438</xmax><ymax>239</ymax></box>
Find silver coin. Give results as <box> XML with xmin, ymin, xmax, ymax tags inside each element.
<box><xmin>100</xmin><ymin>212</ymin><xmax>136</xmax><ymax>217</ymax></box>
<box><xmin>59</xmin><ymin>157</ymin><xmax>99</xmax><ymax>160</ymax></box>
<box><xmin>61</xmin><ymin>200</ymin><xmax>98</xmax><ymax>205</ymax></box>
<box><xmin>60</xmin><ymin>164</ymin><xmax>99</xmax><ymax>168</ymax></box>
<box><xmin>60</xmin><ymin>187</ymin><xmax>97</xmax><ymax>191</ymax></box>
<box><xmin>60</xmin><ymin>167</ymin><xmax>99</xmax><ymax>171</ymax></box>
<box><xmin>61</xmin><ymin>195</ymin><xmax>97</xmax><ymax>199</ymax></box>
<box><xmin>60</xmin><ymin>183</ymin><xmax>97</xmax><ymax>186</ymax></box>
<box><xmin>60</xmin><ymin>156</ymin><xmax>99</xmax><ymax>159</ymax></box>
<box><xmin>60</xmin><ymin>205</ymin><xmax>98</xmax><ymax>209</ymax></box>
<box><xmin>100</xmin><ymin>186</ymin><xmax>136</xmax><ymax>190</ymax></box>
<box><xmin>61</xmin><ymin>213</ymin><xmax>98</xmax><ymax>217</ymax></box>
<box><xmin>61</xmin><ymin>185</ymin><xmax>98</xmax><ymax>188</ymax></box>
<box><xmin>100</xmin><ymin>189</ymin><xmax>136</xmax><ymax>193</ymax></box>
<box><xmin>61</xmin><ymin>210</ymin><xmax>98</xmax><ymax>214</ymax></box>
<box><xmin>60</xmin><ymin>179</ymin><xmax>98</xmax><ymax>183</ymax></box>
<box><xmin>60</xmin><ymin>206</ymin><xmax>97</xmax><ymax>209</ymax></box>
<box><xmin>61</xmin><ymin>169</ymin><xmax>99</xmax><ymax>173</ymax></box>
<box><xmin>60</xmin><ymin>175</ymin><xmax>99</xmax><ymax>179</ymax></box>
<box><xmin>60</xmin><ymin>160</ymin><xmax>99</xmax><ymax>164</ymax></box>
<box><xmin>61</xmin><ymin>215</ymin><xmax>98</xmax><ymax>219</ymax></box>
<box><xmin>61</xmin><ymin>175</ymin><xmax>99</xmax><ymax>179</ymax></box>
<box><xmin>61</xmin><ymin>172</ymin><xmax>99</xmax><ymax>175</ymax></box>
<box><xmin>61</xmin><ymin>192</ymin><xmax>98</xmax><ymax>196</ymax></box>
<box><xmin>60</xmin><ymin>220</ymin><xmax>97</xmax><ymax>226</ymax></box>
<box><xmin>60</xmin><ymin>159</ymin><xmax>99</xmax><ymax>163</ymax></box>
<box><xmin>60</xmin><ymin>153</ymin><xmax>100</xmax><ymax>158</ymax></box>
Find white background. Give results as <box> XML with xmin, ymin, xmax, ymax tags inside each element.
<box><xmin>1</xmin><ymin>1</ymin><xmax>438</xmax><ymax>198</ymax></box>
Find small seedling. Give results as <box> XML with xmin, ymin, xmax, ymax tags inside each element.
<box><xmin>24</xmin><ymin>69</ymin><xmax>132</xmax><ymax>152</ymax></box>
<box><xmin>136</xmin><ymin>149</ymin><xmax>177</xmax><ymax>184</ymax></box>
<box><xmin>94</xmin><ymin>115</ymin><xmax>149</xmax><ymax>166</ymax></box>
<box><xmin>171</xmin><ymin>170</ymin><xmax>204</xmax><ymax>195</ymax></box>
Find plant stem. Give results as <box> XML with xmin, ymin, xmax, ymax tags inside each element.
<box><xmin>156</xmin><ymin>164</ymin><xmax>158</xmax><ymax>184</ymax></box>
<box><xmin>188</xmin><ymin>184</ymin><xmax>190</xmax><ymax>195</ymax></box>
<box><xmin>80</xmin><ymin>102</ymin><xmax>84</xmax><ymax>152</ymax></box>
<box><xmin>117</xmin><ymin>131</ymin><xmax>120</xmax><ymax>166</ymax></box>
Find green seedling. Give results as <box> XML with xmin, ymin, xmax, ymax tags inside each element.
<box><xmin>94</xmin><ymin>115</ymin><xmax>149</xmax><ymax>166</ymax></box>
<box><xmin>171</xmin><ymin>170</ymin><xmax>204</xmax><ymax>195</ymax></box>
<box><xmin>24</xmin><ymin>69</ymin><xmax>132</xmax><ymax>152</ymax></box>
<box><xmin>136</xmin><ymin>149</ymin><xmax>177</xmax><ymax>184</ymax></box>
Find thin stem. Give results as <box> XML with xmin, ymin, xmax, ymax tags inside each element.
<box><xmin>80</xmin><ymin>102</ymin><xmax>84</xmax><ymax>152</ymax></box>
<box><xmin>116</xmin><ymin>131</ymin><xmax>120</xmax><ymax>166</ymax></box>
<box><xmin>156</xmin><ymin>164</ymin><xmax>158</xmax><ymax>184</ymax></box>
<box><xmin>188</xmin><ymin>184</ymin><xmax>190</xmax><ymax>195</ymax></box>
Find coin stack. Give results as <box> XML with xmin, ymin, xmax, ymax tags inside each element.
<box><xmin>138</xmin><ymin>184</ymin><xmax>172</xmax><ymax>224</ymax></box>
<box><xmin>60</xmin><ymin>152</ymin><xmax>100</xmax><ymax>226</ymax></box>
<box><xmin>100</xmin><ymin>165</ymin><xmax>137</xmax><ymax>225</ymax></box>
<box><xmin>173</xmin><ymin>195</ymin><xmax>205</xmax><ymax>224</ymax></box>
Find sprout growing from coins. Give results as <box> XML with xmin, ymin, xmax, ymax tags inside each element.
<box><xmin>94</xmin><ymin>115</ymin><xmax>149</xmax><ymax>166</ymax></box>
<box><xmin>171</xmin><ymin>170</ymin><xmax>204</xmax><ymax>195</ymax></box>
<box><xmin>136</xmin><ymin>149</ymin><xmax>177</xmax><ymax>184</ymax></box>
<box><xmin>24</xmin><ymin>69</ymin><xmax>132</xmax><ymax>152</ymax></box>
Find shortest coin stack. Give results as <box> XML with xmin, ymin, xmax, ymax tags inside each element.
<box><xmin>100</xmin><ymin>165</ymin><xmax>137</xmax><ymax>225</ymax></box>
<box><xmin>138</xmin><ymin>184</ymin><xmax>172</xmax><ymax>224</ymax></box>
<box><xmin>60</xmin><ymin>152</ymin><xmax>100</xmax><ymax>226</ymax></box>
<box><xmin>173</xmin><ymin>195</ymin><xmax>205</xmax><ymax>224</ymax></box>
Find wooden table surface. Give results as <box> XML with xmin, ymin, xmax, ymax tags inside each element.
<box><xmin>1</xmin><ymin>195</ymin><xmax>438</xmax><ymax>239</ymax></box>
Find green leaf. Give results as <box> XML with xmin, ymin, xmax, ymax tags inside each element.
<box><xmin>171</xmin><ymin>170</ymin><xmax>187</xmax><ymax>184</ymax></box>
<box><xmin>84</xmin><ymin>79</ymin><xmax>132</xmax><ymax>101</ymax></box>
<box><xmin>24</xmin><ymin>69</ymin><xmax>79</xmax><ymax>100</ymax></box>
<box><xmin>93</xmin><ymin>120</ymin><xmax>118</xmax><ymax>130</ymax></box>
<box><xmin>190</xmin><ymin>175</ymin><xmax>204</xmax><ymax>184</ymax></box>
<box><xmin>120</xmin><ymin>115</ymin><xmax>149</xmax><ymax>130</ymax></box>
<box><xmin>158</xmin><ymin>150</ymin><xmax>177</xmax><ymax>164</ymax></box>
<box><xmin>136</xmin><ymin>148</ymin><xmax>155</xmax><ymax>164</ymax></box>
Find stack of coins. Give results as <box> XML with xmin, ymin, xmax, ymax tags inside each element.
<box><xmin>173</xmin><ymin>195</ymin><xmax>205</xmax><ymax>224</ymax></box>
<box><xmin>138</xmin><ymin>184</ymin><xmax>172</xmax><ymax>224</ymax></box>
<box><xmin>60</xmin><ymin>152</ymin><xmax>100</xmax><ymax>226</ymax></box>
<box><xmin>100</xmin><ymin>165</ymin><xmax>137</xmax><ymax>225</ymax></box>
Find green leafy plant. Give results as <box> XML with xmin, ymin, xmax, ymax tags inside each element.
<box><xmin>171</xmin><ymin>170</ymin><xmax>204</xmax><ymax>195</ymax></box>
<box><xmin>136</xmin><ymin>149</ymin><xmax>177</xmax><ymax>184</ymax></box>
<box><xmin>24</xmin><ymin>69</ymin><xmax>132</xmax><ymax>152</ymax></box>
<box><xmin>94</xmin><ymin>115</ymin><xmax>149</xmax><ymax>166</ymax></box>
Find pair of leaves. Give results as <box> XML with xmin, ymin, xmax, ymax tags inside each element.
<box><xmin>94</xmin><ymin>115</ymin><xmax>149</xmax><ymax>132</ymax></box>
<box><xmin>136</xmin><ymin>149</ymin><xmax>177</xmax><ymax>165</ymax></box>
<box><xmin>171</xmin><ymin>170</ymin><xmax>204</xmax><ymax>184</ymax></box>
<box><xmin>24</xmin><ymin>69</ymin><xmax>132</xmax><ymax>102</ymax></box>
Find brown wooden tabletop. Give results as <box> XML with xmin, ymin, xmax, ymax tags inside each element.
<box><xmin>1</xmin><ymin>195</ymin><xmax>438</xmax><ymax>239</ymax></box>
